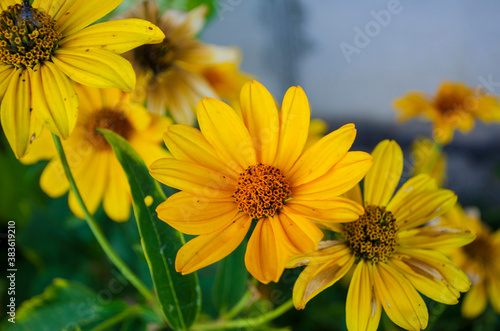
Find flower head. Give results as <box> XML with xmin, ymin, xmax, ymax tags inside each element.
<box><xmin>120</xmin><ymin>1</ymin><xmax>247</xmax><ymax>125</ymax></box>
<box><xmin>393</xmin><ymin>81</ymin><xmax>500</xmax><ymax>144</ymax></box>
<box><xmin>290</xmin><ymin>140</ymin><xmax>475</xmax><ymax>331</ymax></box>
<box><xmin>22</xmin><ymin>84</ymin><xmax>171</xmax><ymax>222</ymax></box>
<box><xmin>440</xmin><ymin>204</ymin><xmax>500</xmax><ymax>319</ymax></box>
<box><xmin>0</xmin><ymin>0</ymin><xmax>165</xmax><ymax>158</ymax></box>
<box><xmin>149</xmin><ymin>81</ymin><xmax>372</xmax><ymax>284</ymax></box>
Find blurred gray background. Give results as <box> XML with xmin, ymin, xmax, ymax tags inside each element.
<box><xmin>201</xmin><ymin>0</ymin><xmax>500</xmax><ymax>212</ymax></box>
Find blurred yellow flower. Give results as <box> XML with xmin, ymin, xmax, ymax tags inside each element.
<box><xmin>0</xmin><ymin>0</ymin><xmax>165</xmax><ymax>158</ymax></box>
<box><xmin>22</xmin><ymin>84</ymin><xmax>171</xmax><ymax>222</ymax></box>
<box><xmin>441</xmin><ymin>204</ymin><xmax>500</xmax><ymax>319</ymax></box>
<box><xmin>149</xmin><ymin>81</ymin><xmax>372</xmax><ymax>284</ymax></box>
<box><xmin>393</xmin><ymin>81</ymin><xmax>500</xmax><ymax>144</ymax></box>
<box><xmin>304</xmin><ymin>118</ymin><xmax>328</xmax><ymax>151</ymax></box>
<box><xmin>120</xmin><ymin>1</ymin><xmax>245</xmax><ymax>125</ymax></box>
<box><xmin>410</xmin><ymin>137</ymin><xmax>447</xmax><ymax>187</ymax></box>
<box><xmin>290</xmin><ymin>140</ymin><xmax>474</xmax><ymax>331</ymax></box>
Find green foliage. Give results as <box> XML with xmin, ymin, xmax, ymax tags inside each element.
<box><xmin>4</xmin><ymin>278</ymin><xmax>132</xmax><ymax>331</ymax></box>
<box><xmin>101</xmin><ymin>129</ymin><xmax>201</xmax><ymax>330</ymax></box>
<box><xmin>212</xmin><ymin>239</ymin><xmax>249</xmax><ymax>314</ymax></box>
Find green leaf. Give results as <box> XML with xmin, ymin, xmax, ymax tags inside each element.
<box><xmin>212</xmin><ymin>239</ymin><xmax>248</xmax><ymax>314</ymax></box>
<box><xmin>159</xmin><ymin>0</ymin><xmax>218</xmax><ymax>21</ymax></box>
<box><xmin>5</xmin><ymin>278</ymin><xmax>130</xmax><ymax>331</ymax></box>
<box><xmin>101</xmin><ymin>129</ymin><xmax>201</xmax><ymax>331</ymax></box>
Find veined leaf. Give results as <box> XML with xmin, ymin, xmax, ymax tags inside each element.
<box><xmin>101</xmin><ymin>129</ymin><xmax>201</xmax><ymax>331</ymax></box>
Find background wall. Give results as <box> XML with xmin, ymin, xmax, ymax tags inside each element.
<box><xmin>201</xmin><ymin>0</ymin><xmax>500</xmax><ymax>210</ymax></box>
<box><xmin>202</xmin><ymin>0</ymin><xmax>500</xmax><ymax>123</ymax></box>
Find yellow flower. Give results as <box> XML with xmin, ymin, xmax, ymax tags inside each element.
<box><xmin>149</xmin><ymin>81</ymin><xmax>372</xmax><ymax>284</ymax></box>
<box><xmin>393</xmin><ymin>81</ymin><xmax>500</xmax><ymax>144</ymax></box>
<box><xmin>22</xmin><ymin>84</ymin><xmax>171</xmax><ymax>222</ymax></box>
<box><xmin>0</xmin><ymin>0</ymin><xmax>165</xmax><ymax>158</ymax></box>
<box><xmin>410</xmin><ymin>137</ymin><xmax>447</xmax><ymax>187</ymax></box>
<box><xmin>120</xmin><ymin>1</ymin><xmax>242</xmax><ymax>125</ymax></box>
<box><xmin>190</xmin><ymin>61</ymin><xmax>253</xmax><ymax>106</ymax></box>
<box><xmin>440</xmin><ymin>204</ymin><xmax>500</xmax><ymax>319</ymax></box>
<box><xmin>290</xmin><ymin>140</ymin><xmax>475</xmax><ymax>331</ymax></box>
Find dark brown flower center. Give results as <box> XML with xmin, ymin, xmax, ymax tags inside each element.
<box><xmin>433</xmin><ymin>88</ymin><xmax>471</xmax><ymax>116</ymax></box>
<box><xmin>463</xmin><ymin>234</ymin><xmax>492</xmax><ymax>265</ymax></box>
<box><xmin>344</xmin><ymin>205</ymin><xmax>399</xmax><ymax>263</ymax></box>
<box><xmin>0</xmin><ymin>2</ymin><xmax>62</xmax><ymax>68</ymax></box>
<box><xmin>234</xmin><ymin>163</ymin><xmax>291</xmax><ymax>219</ymax></box>
<box><xmin>133</xmin><ymin>38</ymin><xmax>175</xmax><ymax>75</ymax></box>
<box><xmin>84</xmin><ymin>109</ymin><xmax>134</xmax><ymax>151</ymax></box>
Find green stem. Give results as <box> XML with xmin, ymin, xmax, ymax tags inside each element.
<box><xmin>191</xmin><ymin>298</ymin><xmax>294</xmax><ymax>331</ymax></box>
<box><xmin>220</xmin><ymin>290</ymin><xmax>253</xmax><ymax>320</ymax></box>
<box><xmin>52</xmin><ymin>134</ymin><xmax>155</xmax><ymax>303</ymax></box>
<box><xmin>89</xmin><ymin>306</ymin><xmax>141</xmax><ymax>331</ymax></box>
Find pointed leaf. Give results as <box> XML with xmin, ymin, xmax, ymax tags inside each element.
<box><xmin>101</xmin><ymin>129</ymin><xmax>201</xmax><ymax>330</ymax></box>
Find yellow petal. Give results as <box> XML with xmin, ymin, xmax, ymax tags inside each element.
<box><xmin>287</xmin><ymin>240</ymin><xmax>349</xmax><ymax>268</ymax></box>
<box><xmin>102</xmin><ymin>158</ymin><xmax>131</xmax><ymax>222</ymax></box>
<box><xmin>346</xmin><ymin>261</ymin><xmax>382</xmax><ymax>331</ymax></box>
<box><xmin>20</xmin><ymin>128</ymin><xmax>56</xmax><ymax>164</ymax></box>
<box><xmin>277</xmin><ymin>208</ymin><xmax>324</xmax><ymax>255</ymax></box>
<box><xmin>0</xmin><ymin>65</ymin><xmax>16</xmax><ymax>102</ymax></box>
<box><xmin>292</xmin><ymin>243</ymin><xmax>354</xmax><ymax>309</ymax></box>
<box><xmin>394</xmin><ymin>248</ymin><xmax>471</xmax><ymax>301</ymax></box>
<box><xmin>399</xmin><ymin>225</ymin><xmax>475</xmax><ymax>250</ymax></box>
<box><xmin>52</xmin><ymin>0</ymin><xmax>123</xmax><ymax>36</ymax></box>
<box><xmin>179</xmin><ymin>44</ymin><xmax>240</xmax><ymax>65</ymax></box>
<box><xmin>286</xmin><ymin>197</ymin><xmax>363</xmax><ymax>224</ymax></box>
<box><xmin>239</xmin><ymin>81</ymin><xmax>279</xmax><ymax>164</ymax></box>
<box><xmin>1</xmin><ymin>67</ymin><xmax>39</xmax><ymax>158</ymax></box>
<box><xmin>40</xmin><ymin>159</ymin><xmax>69</xmax><ymax>197</ymax></box>
<box><xmin>372</xmin><ymin>262</ymin><xmax>428</xmax><ymax>331</ymax></box>
<box><xmin>245</xmin><ymin>218</ymin><xmax>286</xmax><ymax>284</ymax></box>
<box><xmin>31</xmin><ymin>62</ymin><xmax>78</xmax><ymax>138</ymax></box>
<box><xmin>0</xmin><ymin>0</ymin><xmax>17</xmax><ymax>11</ymax></box>
<box><xmin>163</xmin><ymin>125</ymin><xmax>239</xmax><ymax>179</ymax></box>
<box><xmin>288</xmin><ymin>124</ymin><xmax>357</xmax><ymax>186</ymax></box>
<box><xmin>462</xmin><ymin>283</ymin><xmax>487</xmax><ymax>319</ymax></box>
<box><xmin>273</xmin><ymin>86</ymin><xmax>310</xmax><ymax>174</ymax></box>
<box><xmin>68</xmin><ymin>152</ymin><xmax>108</xmax><ymax>218</ymax></box>
<box><xmin>149</xmin><ymin>158</ymin><xmax>235</xmax><ymax>198</ymax></box>
<box><xmin>52</xmin><ymin>48</ymin><xmax>136</xmax><ymax>92</ymax></box>
<box><xmin>176</xmin><ymin>213</ymin><xmax>251</xmax><ymax>274</ymax></box>
<box><xmin>364</xmin><ymin>140</ymin><xmax>403</xmax><ymax>207</ymax></box>
<box><xmin>392</xmin><ymin>190</ymin><xmax>457</xmax><ymax>231</ymax></box>
<box><xmin>60</xmin><ymin>19</ymin><xmax>165</xmax><ymax>54</ymax></box>
<box><xmin>386</xmin><ymin>174</ymin><xmax>437</xmax><ymax>212</ymax></box>
<box><xmin>292</xmin><ymin>151</ymin><xmax>372</xmax><ymax>200</ymax></box>
<box><xmin>343</xmin><ymin>183</ymin><xmax>363</xmax><ymax>205</ymax></box>
<box><xmin>197</xmin><ymin>97</ymin><xmax>256</xmax><ymax>172</ymax></box>
<box><xmin>156</xmin><ymin>191</ymin><xmax>238</xmax><ymax>235</ymax></box>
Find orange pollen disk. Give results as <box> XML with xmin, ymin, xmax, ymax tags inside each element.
<box><xmin>84</xmin><ymin>109</ymin><xmax>134</xmax><ymax>151</ymax></box>
<box><xmin>234</xmin><ymin>163</ymin><xmax>291</xmax><ymax>220</ymax></box>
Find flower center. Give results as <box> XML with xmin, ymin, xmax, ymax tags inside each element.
<box><xmin>344</xmin><ymin>205</ymin><xmax>399</xmax><ymax>263</ymax></box>
<box><xmin>84</xmin><ymin>109</ymin><xmax>134</xmax><ymax>151</ymax></box>
<box><xmin>234</xmin><ymin>163</ymin><xmax>292</xmax><ymax>220</ymax></box>
<box><xmin>0</xmin><ymin>2</ymin><xmax>62</xmax><ymax>68</ymax></box>
<box><xmin>463</xmin><ymin>234</ymin><xmax>492</xmax><ymax>265</ymax></box>
<box><xmin>133</xmin><ymin>38</ymin><xmax>175</xmax><ymax>75</ymax></box>
<box><xmin>433</xmin><ymin>89</ymin><xmax>471</xmax><ymax>116</ymax></box>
